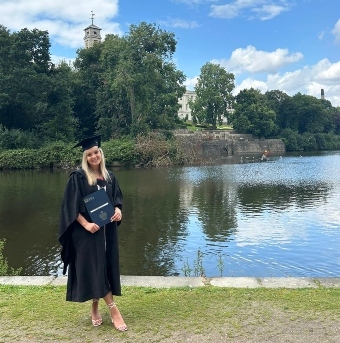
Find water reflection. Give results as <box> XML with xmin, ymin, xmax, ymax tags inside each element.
<box><xmin>0</xmin><ymin>153</ymin><xmax>340</xmax><ymax>277</ymax></box>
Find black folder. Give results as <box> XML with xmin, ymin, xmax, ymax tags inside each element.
<box><xmin>83</xmin><ymin>188</ymin><xmax>114</xmax><ymax>226</ymax></box>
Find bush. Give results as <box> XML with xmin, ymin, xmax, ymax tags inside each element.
<box><xmin>0</xmin><ymin>239</ymin><xmax>22</xmax><ymax>276</ymax></box>
<box><xmin>0</xmin><ymin>125</ymin><xmax>40</xmax><ymax>150</ymax></box>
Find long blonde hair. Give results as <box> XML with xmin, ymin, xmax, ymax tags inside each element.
<box><xmin>81</xmin><ymin>147</ymin><xmax>111</xmax><ymax>186</ymax></box>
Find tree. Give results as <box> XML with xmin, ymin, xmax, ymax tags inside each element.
<box><xmin>232</xmin><ymin>88</ymin><xmax>277</xmax><ymax>138</ymax></box>
<box><xmin>189</xmin><ymin>62</ymin><xmax>234</xmax><ymax>129</ymax></box>
<box><xmin>291</xmin><ymin>93</ymin><xmax>334</xmax><ymax>134</ymax></box>
<box><xmin>0</xmin><ymin>26</ymin><xmax>77</xmax><ymax>145</ymax></box>
<box><xmin>73</xmin><ymin>44</ymin><xmax>103</xmax><ymax>138</ymax></box>
<box><xmin>96</xmin><ymin>22</ymin><xmax>186</xmax><ymax>138</ymax></box>
<box><xmin>0</xmin><ymin>26</ymin><xmax>53</xmax><ymax>132</ymax></box>
<box><xmin>36</xmin><ymin>61</ymin><xmax>78</xmax><ymax>141</ymax></box>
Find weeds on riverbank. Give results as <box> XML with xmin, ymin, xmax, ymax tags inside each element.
<box><xmin>181</xmin><ymin>249</ymin><xmax>226</xmax><ymax>277</ymax></box>
<box><xmin>0</xmin><ymin>239</ymin><xmax>21</xmax><ymax>276</ymax></box>
<box><xmin>0</xmin><ymin>285</ymin><xmax>339</xmax><ymax>342</ymax></box>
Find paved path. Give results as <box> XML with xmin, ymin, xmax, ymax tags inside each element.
<box><xmin>1</xmin><ymin>275</ymin><xmax>340</xmax><ymax>288</ymax></box>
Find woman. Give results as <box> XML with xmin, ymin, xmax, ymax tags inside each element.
<box><xmin>59</xmin><ymin>136</ymin><xmax>127</xmax><ymax>331</ymax></box>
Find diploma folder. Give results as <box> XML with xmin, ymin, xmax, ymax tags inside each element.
<box><xmin>83</xmin><ymin>188</ymin><xmax>114</xmax><ymax>226</ymax></box>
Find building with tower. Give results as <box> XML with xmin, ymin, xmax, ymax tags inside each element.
<box><xmin>84</xmin><ymin>11</ymin><xmax>102</xmax><ymax>49</ymax></box>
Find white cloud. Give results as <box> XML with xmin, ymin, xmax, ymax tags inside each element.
<box><xmin>173</xmin><ymin>0</ymin><xmax>218</xmax><ymax>4</ymax></box>
<box><xmin>211</xmin><ymin>45</ymin><xmax>303</xmax><ymax>74</ymax></box>
<box><xmin>318</xmin><ymin>30</ymin><xmax>325</xmax><ymax>40</ymax></box>
<box><xmin>190</xmin><ymin>45</ymin><xmax>340</xmax><ymax>106</ymax></box>
<box><xmin>235</xmin><ymin>59</ymin><xmax>340</xmax><ymax>106</ymax></box>
<box><xmin>210</xmin><ymin>0</ymin><xmax>292</xmax><ymax>20</ymax></box>
<box><xmin>184</xmin><ymin>76</ymin><xmax>199</xmax><ymax>90</ymax></box>
<box><xmin>313</xmin><ymin>59</ymin><xmax>340</xmax><ymax>83</ymax></box>
<box><xmin>252</xmin><ymin>4</ymin><xmax>288</xmax><ymax>20</ymax></box>
<box><xmin>0</xmin><ymin>0</ymin><xmax>121</xmax><ymax>48</ymax></box>
<box><xmin>159</xmin><ymin>18</ymin><xmax>199</xmax><ymax>29</ymax></box>
<box><xmin>332</xmin><ymin>19</ymin><xmax>340</xmax><ymax>44</ymax></box>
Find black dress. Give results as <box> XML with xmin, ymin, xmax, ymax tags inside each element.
<box><xmin>59</xmin><ymin>169</ymin><xmax>123</xmax><ymax>302</ymax></box>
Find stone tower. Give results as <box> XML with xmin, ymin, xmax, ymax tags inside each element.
<box><xmin>84</xmin><ymin>11</ymin><xmax>102</xmax><ymax>49</ymax></box>
<box><xmin>321</xmin><ymin>89</ymin><xmax>325</xmax><ymax>100</ymax></box>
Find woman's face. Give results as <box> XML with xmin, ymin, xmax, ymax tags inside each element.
<box><xmin>86</xmin><ymin>146</ymin><xmax>101</xmax><ymax>168</ymax></box>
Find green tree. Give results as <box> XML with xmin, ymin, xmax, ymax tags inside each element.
<box><xmin>96</xmin><ymin>22</ymin><xmax>186</xmax><ymax>138</ymax></box>
<box><xmin>189</xmin><ymin>62</ymin><xmax>234</xmax><ymax>129</ymax></box>
<box><xmin>232</xmin><ymin>88</ymin><xmax>277</xmax><ymax>138</ymax></box>
<box><xmin>36</xmin><ymin>61</ymin><xmax>78</xmax><ymax>141</ymax></box>
<box><xmin>0</xmin><ymin>26</ymin><xmax>78</xmax><ymax>145</ymax></box>
<box><xmin>293</xmin><ymin>93</ymin><xmax>333</xmax><ymax>134</ymax></box>
<box><xmin>72</xmin><ymin>44</ymin><xmax>103</xmax><ymax>138</ymax></box>
<box><xmin>265</xmin><ymin>90</ymin><xmax>290</xmax><ymax>115</ymax></box>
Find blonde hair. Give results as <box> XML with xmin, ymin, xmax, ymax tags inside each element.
<box><xmin>81</xmin><ymin>147</ymin><xmax>111</xmax><ymax>186</ymax></box>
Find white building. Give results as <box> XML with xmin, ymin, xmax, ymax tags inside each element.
<box><xmin>178</xmin><ymin>90</ymin><xmax>196</xmax><ymax>121</ymax></box>
<box><xmin>178</xmin><ymin>90</ymin><xmax>230</xmax><ymax>123</ymax></box>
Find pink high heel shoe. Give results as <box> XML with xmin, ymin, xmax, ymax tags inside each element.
<box><xmin>107</xmin><ymin>302</ymin><xmax>128</xmax><ymax>332</ymax></box>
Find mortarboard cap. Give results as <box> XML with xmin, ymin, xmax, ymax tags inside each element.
<box><xmin>73</xmin><ymin>135</ymin><xmax>101</xmax><ymax>151</ymax></box>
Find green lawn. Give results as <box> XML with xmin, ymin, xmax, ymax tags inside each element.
<box><xmin>0</xmin><ymin>285</ymin><xmax>339</xmax><ymax>342</ymax></box>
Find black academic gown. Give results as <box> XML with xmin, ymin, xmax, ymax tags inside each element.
<box><xmin>58</xmin><ymin>169</ymin><xmax>123</xmax><ymax>302</ymax></box>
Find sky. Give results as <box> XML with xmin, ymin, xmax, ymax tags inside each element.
<box><xmin>1</xmin><ymin>0</ymin><xmax>340</xmax><ymax>106</ymax></box>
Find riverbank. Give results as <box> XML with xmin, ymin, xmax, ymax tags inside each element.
<box><xmin>1</xmin><ymin>277</ymin><xmax>340</xmax><ymax>343</ymax></box>
<box><xmin>1</xmin><ymin>275</ymin><xmax>340</xmax><ymax>288</ymax></box>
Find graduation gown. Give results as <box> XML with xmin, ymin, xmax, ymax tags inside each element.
<box><xmin>59</xmin><ymin>169</ymin><xmax>123</xmax><ymax>302</ymax></box>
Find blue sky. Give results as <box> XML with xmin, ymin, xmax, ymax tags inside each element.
<box><xmin>1</xmin><ymin>0</ymin><xmax>340</xmax><ymax>106</ymax></box>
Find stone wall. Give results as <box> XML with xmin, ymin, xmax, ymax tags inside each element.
<box><xmin>174</xmin><ymin>130</ymin><xmax>285</xmax><ymax>158</ymax></box>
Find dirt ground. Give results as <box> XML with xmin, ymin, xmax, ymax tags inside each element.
<box><xmin>1</xmin><ymin>310</ymin><xmax>339</xmax><ymax>343</ymax></box>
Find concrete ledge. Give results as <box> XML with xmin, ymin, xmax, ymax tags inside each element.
<box><xmin>1</xmin><ymin>276</ymin><xmax>340</xmax><ymax>288</ymax></box>
<box><xmin>0</xmin><ymin>276</ymin><xmax>55</xmax><ymax>286</ymax></box>
<box><xmin>50</xmin><ymin>275</ymin><xmax>67</xmax><ymax>286</ymax></box>
<box><xmin>259</xmin><ymin>277</ymin><xmax>318</xmax><ymax>288</ymax></box>
<box><xmin>210</xmin><ymin>277</ymin><xmax>260</xmax><ymax>288</ymax></box>
<box><xmin>316</xmin><ymin>277</ymin><xmax>340</xmax><ymax>288</ymax></box>
<box><xmin>120</xmin><ymin>275</ymin><xmax>205</xmax><ymax>288</ymax></box>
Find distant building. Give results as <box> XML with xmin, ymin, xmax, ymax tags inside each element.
<box><xmin>177</xmin><ymin>90</ymin><xmax>230</xmax><ymax>123</ymax></box>
<box><xmin>321</xmin><ymin>89</ymin><xmax>325</xmax><ymax>100</ymax></box>
<box><xmin>178</xmin><ymin>90</ymin><xmax>196</xmax><ymax>121</ymax></box>
<box><xmin>84</xmin><ymin>12</ymin><xmax>102</xmax><ymax>49</ymax></box>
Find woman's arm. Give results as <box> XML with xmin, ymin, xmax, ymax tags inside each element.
<box><xmin>77</xmin><ymin>213</ymin><xmax>100</xmax><ymax>233</ymax></box>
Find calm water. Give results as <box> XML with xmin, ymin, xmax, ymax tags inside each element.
<box><xmin>1</xmin><ymin>152</ymin><xmax>340</xmax><ymax>277</ymax></box>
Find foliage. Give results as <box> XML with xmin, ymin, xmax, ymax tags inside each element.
<box><xmin>72</xmin><ymin>44</ymin><xmax>103</xmax><ymax>138</ymax></box>
<box><xmin>232</xmin><ymin>88</ymin><xmax>278</xmax><ymax>138</ymax></box>
<box><xmin>133</xmin><ymin>132</ymin><xmax>185</xmax><ymax>167</ymax></box>
<box><xmin>0</xmin><ymin>239</ymin><xmax>21</xmax><ymax>276</ymax></box>
<box><xmin>281</xmin><ymin>129</ymin><xmax>340</xmax><ymax>151</ymax></box>
<box><xmin>190</xmin><ymin>62</ymin><xmax>235</xmax><ymax>129</ymax></box>
<box><xmin>96</xmin><ymin>22</ymin><xmax>186</xmax><ymax>138</ymax></box>
<box><xmin>0</xmin><ymin>26</ymin><xmax>76</xmax><ymax>145</ymax></box>
<box><xmin>101</xmin><ymin>139</ymin><xmax>139</xmax><ymax>166</ymax></box>
<box><xmin>2</xmin><ymin>24</ymin><xmax>340</xmax><ymax>153</ymax></box>
<box><xmin>0</xmin><ymin>124</ymin><xmax>39</xmax><ymax>150</ymax></box>
<box><xmin>0</xmin><ymin>132</ymin><xmax>210</xmax><ymax>170</ymax></box>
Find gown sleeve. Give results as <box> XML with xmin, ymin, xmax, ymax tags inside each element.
<box><xmin>108</xmin><ymin>171</ymin><xmax>123</xmax><ymax>226</ymax></box>
<box><xmin>58</xmin><ymin>171</ymin><xmax>86</xmax><ymax>275</ymax></box>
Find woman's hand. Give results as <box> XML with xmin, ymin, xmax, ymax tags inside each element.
<box><xmin>111</xmin><ymin>207</ymin><xmax>122</xmax><ymax>222</ymax></box>
<box><xmin>84</xmin><ymin>222</ymin><xmax>100</xmax><ymax>234</ymax></box>
<box><xmin>77</xmin><ymin>213</ymin><xmax>100</xmax><ymax>233</ymax></box>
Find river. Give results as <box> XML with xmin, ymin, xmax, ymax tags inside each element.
<box><xmin>0</xmin><ymin>151</ymin><xmax>339</xmax><ymax>277</ymax></box>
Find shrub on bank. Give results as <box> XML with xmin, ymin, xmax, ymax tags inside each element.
<box><xmin>0</xmin><ymin>134</ymin><xmax>188</xmax><ymax>170</ymax></box>
<box><xmin>281</xmin><ymin>129</ymin><xmax>340</xmax><ymax>151</ymax></box>
<box><xmin>0</xmin><ymin>239</ymin><xmax>21</xmax><ymax>276</ymax></box>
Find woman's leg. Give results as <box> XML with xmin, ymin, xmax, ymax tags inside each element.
<box><xmin>103</xmin><ymin>292</ymin><xmax>127</xmax><ymax>331</ymax></box>
<box><xmin>91</xmin><ymin>299</ymin><xmax>102</xmax><ymax>326</ymax></box>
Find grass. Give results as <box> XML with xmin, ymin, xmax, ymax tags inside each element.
<box><xmin>0</xmin><ymin>285</ymin><xmax>340</xmax><ymax>342</ymax></box>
